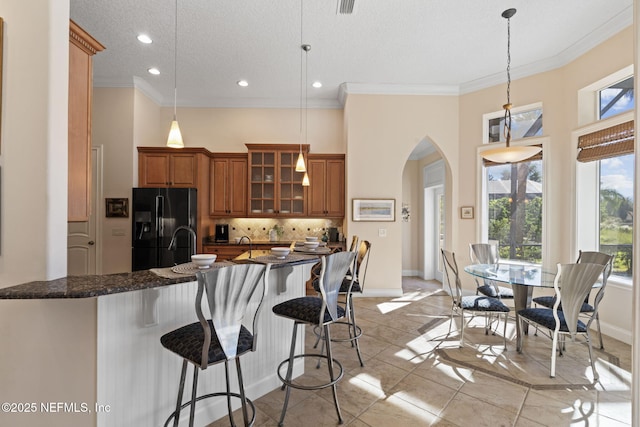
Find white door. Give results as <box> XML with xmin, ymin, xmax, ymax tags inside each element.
<box><xmin>435</xmin><ymin>187</ymin><xmax>445</xmax><ymax>282</ymax></box>
<box><xmin>67</xmin><ymin>147</ymin><xmax>102</xmax><ymax>275</ymax></box>
<box><xmin>423</xmin><ymin>184</ymin><xmax>444</xmax><ymax>281</ymax></box>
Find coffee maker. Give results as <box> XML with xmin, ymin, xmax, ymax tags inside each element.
<box><xmin>215</xmin><ymin>224</ymin><xmax>229</xmax><ymax>243</ymax></box>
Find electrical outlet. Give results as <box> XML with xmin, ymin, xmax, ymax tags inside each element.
<box><xmin>378</xmin><ymin>228</ymin><xmax>387</xmax><ymax>237</ymax></box>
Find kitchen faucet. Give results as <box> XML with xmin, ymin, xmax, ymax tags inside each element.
<box><xmin>168</xmin><ymin>226</ymin><xmax>197</xmax><ymax>256</ymax></box>
<box><xmin>238</xmin><ymin>235</ymin><xmax>252</xmax><ymax>258</ymax></box>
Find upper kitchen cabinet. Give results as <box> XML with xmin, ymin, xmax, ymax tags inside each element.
<box><xmin>68</xmin><ymin>20</ymin><xmax>104</xmax><ymax>222</ymax></box>
<box><xmin>138</xmin><ymin>147</ymin><xmax>209</xmax><ymax>188</ymax></box>
<box><xmin>307</xmin><ymin>154</ymin><xmax>345</xmax><ymax>218</ymax></box>
<box><xmin>210</xmin><ymin>153</ymin><xmax>248</xmax><ymax>217</ymax></box>
<box><xmin>246</xmin><ymin>144</ymin><xmax>309</xmax><ymax>217</ymax></box>
<box><xmin>137</xmin><ymin>147</ymin><xmax>212</xmax><ymax>253</ymax></box>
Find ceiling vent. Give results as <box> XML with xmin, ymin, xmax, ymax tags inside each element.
<box><xmin>337</xmin><ymin>0</ymin><xmax>356</xmax><ymax>15</ymax></box>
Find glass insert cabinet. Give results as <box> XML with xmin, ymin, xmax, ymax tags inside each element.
<box><xmin>246</xmin><ymin>144</ymin><xmax>309</xmax><ymax>217</ymax></box>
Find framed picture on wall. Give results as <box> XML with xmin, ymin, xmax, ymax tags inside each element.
<box><xmin>460</xmin><ymin>206</ymin><xmax>474</xmax><ymax>219</ymax></box>
<box><xmin>352</xmin><ymin>199</ymin><xmax>395</xmax><ymax>222</ymax></box>
<box><xmin>106</xmin><ymin>198</ymin><xmax>129</xmax><ymax>218</ymax></box>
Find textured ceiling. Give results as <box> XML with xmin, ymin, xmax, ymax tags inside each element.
<box><xmin>70</xmin><ymin>0</ymin><xmax>633</xmax><ymax>109</ymax></box>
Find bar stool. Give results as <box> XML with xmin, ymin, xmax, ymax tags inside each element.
<box><xmin>272</xmin><ymin>251</ymin><xmax>356</xmax><ymax>426</ymax></box>
<box><xmin>160</xmin><ymin>263</ymin><xmax>270</xmax><ymax>427</ymax></box>
<box><xmin>313</xmin><ymin>240</ymin><xmax>371</xmax><ymax>367</ymax></box>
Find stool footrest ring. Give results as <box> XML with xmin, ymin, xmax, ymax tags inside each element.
<box><xmin>313</xmin><ymin>322</ymin><xmax>362</xmax><ymax>343</ymax></box>
<box><xmin>277</xmin><ymin>353</ymin><xmax>344</xmax><ymax>391</ymax></box>
<box><xmin>163</xmin><ymin>392</ymin><xmax>256</xmax><ymax>427</ymax></box>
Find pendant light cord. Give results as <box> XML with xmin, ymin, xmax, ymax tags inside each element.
<box><xmin>173</xmin><ymin>0</ymin><xmax>178</xmax><ymax>120</ymax></box>
<box><xmin>304</xmin><ymin>45</ymin><xmax>309</xmax><ymax>147</ymax></box>
<box><xmin>503</xmin><ymin>11</ymin><xmax>513</xmax><ymax>147</ymax></box>
<box><xmin>299</xmin><ymin>0</ymin><xmax>304</xmax><ymax>151</ymax></box>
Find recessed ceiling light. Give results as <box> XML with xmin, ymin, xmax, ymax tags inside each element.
<box><xmin>137</xmin><ymin>34</ymin><xmax>153</xmax><ymax>44</ymax></box>
<box><xmin>312</xmin><ymin>81</ymin><xmax>322</xmax><ymax>88</ymax></box>
<box><xmin>237</xmin><ymin>80</ymin><xmax>249</xmax><ymax>87</ymax></box>
<box><xmin>148</xmin><ymin>68</ymin><xmax>160</xmax><ymax>75</ymax></box>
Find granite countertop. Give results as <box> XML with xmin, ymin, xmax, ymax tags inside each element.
<box><xmin>0</xmin><ymin>251</ymin><xmax>320</xmax><ymax>300</ymax></box>
<box><xmin>203</xmin><ymin>238</ymin><xmax>344</xmax><ymax>247</ymax></box>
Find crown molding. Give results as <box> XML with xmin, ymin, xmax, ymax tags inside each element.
<box><xmin>461</xmin><ymin>6</ymin><xmax>633</xmax><ymax>94</ymax></box>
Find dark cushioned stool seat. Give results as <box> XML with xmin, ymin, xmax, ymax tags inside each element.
<box><xmin>161</xmin><ymin>320</ymin><xmax>254</xmax><ymax>365</ymax></box>
<box><xmin>477</xmin><ymin>284</ymin><xmax>514</xmax><ymax>299</ymax></box>
<box><xmin>312</xmin><ymin>277</ymin><xmax>361</xmax><ymax>294</ymax></box>
<box><xmin>532</xmin><ymin>295</ymin><xmax>594</xmax><ymax>313</ymax></box>
<box><xmin>273</xmin><ymin>297</ymin><xmax>346</xmax><ymax>324</ymax></box>
<box><xmin>518</xmin><ymin>308</ymin><xmax>587</xmax><ymax>333</ymax></box>
<box><xmin>460</xmin><ymin>295</ymin><xmax>510</xmax><ymax>312</ymax></box>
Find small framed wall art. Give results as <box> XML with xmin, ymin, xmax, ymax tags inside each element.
<box><xmin>460</xmin><ymin>206</ymin><xmax>474</xmax><ymax>219</ymax></box>
<box><xmin>352</xmin><ymin>198</ymin><xmax>395</xmax><ymax>222</ymax></box>
<box><xmin>106</xmin><ymin>198</ymin><xmax>129</xmax><ymax>218</ymax></box>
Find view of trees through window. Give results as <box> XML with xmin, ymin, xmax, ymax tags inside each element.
<box><xmin>487</xmin><ymin>160</ymin><xmax>543</xmax><ymax>263</ymax></box>
<box><xmin>597</xmin><ymin>76</ymin><xmax>634</xmax><ymax>278</ymax></box>
<box><xmin>599</xmin><ymin>154</ymin><xmax>634</xmax><ymax>278</ymax></box>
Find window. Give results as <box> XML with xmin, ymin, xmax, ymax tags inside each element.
<box><xmin>575</xmin><ymin>72</ymin><xmax>634</xmax><ymax>281</ymax></box>
<box><xmin>487</xmin><ymin>106</ymin><xmax>543</xmax><ymax>143</ymax></box>
<box><xmin>483</xmin><ymin>103</ymin><xmax>544</xmax><ymax>263</ymax></box>
<box><xmin>599</xmin><ymin>154</ymin><xmax>634</xmax><ymax>278</ymax></box>
<box><xmin>486</xmin><ymin>159</ymin><xmax>543</xmax><ymax>263</ymax></box>
<box><xmin>599</xmin><ymin>76</ymin><xmax>634</xmax><ymax>119</ymax></box>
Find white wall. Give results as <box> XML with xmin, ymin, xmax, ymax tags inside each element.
<box><xmin>343</xmin><ymin>94</ymin><xmax>460</xmax><ymax>296</ymax></box>
<box><xmin>0</xmin><ymin>2</ymin><xmax>98</xmax><ymax>426</ymax></box>
<box><xmin>401</xmin><ymin>160</ymin><xmax>420</xmax><ymax>276</ymax></box>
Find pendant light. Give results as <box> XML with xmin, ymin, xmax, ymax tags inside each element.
<box><xmin>166</xmin><ymin>0</ymin><xmax>184</xmax><ymax>148</ymax></box>
<box><xmin>295</xmin><ymin>42</ymin><xmax>306</xmax><ymax>172</ymax></box>
<box><xmin>481</xmin><ymin>9</ymin><xmax>541</xmax><ymax>163</ymax></box>
<box><xmin>295</xmin><ymin>40</ymin><xmax>307</xmax><ymax>172</ymax></box>
<box><xmin>301</xmin><ymin>44</ymin><xmax>311</xmax><ymax>186</ymax></box>
<box><xmin>296</xmin><ymin>0</ymin><xmax>310</xmax><ymax>185</ymax></box>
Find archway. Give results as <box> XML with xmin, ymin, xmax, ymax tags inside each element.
<box><xmin>402</xmin><ymin>137</ymin><xmax>448</xmax><ymax>282</ymax></box>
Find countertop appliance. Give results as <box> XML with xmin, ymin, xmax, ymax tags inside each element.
<box><xmin>132</xmin><ymin>188</ymin><xmax>197</xmax><ymax>271</ymax></box>
<box><xmin>328</xmin><ymin>227</ymin><xmax>339</xmax><ymax>242</ymax></box>
<box><xmin>215</xmin><ymin>224</ymin><xmax>229</xmax><ymax>242</ymax></box>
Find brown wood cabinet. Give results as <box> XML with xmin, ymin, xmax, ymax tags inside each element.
<box><xmin>137</xmin><ymin>147</ymin><xmax>213</xmax><ymax>253</ymax></box>
<box><xmin>138</xmin><ymin>150</ymin><xmax>200</xmax><ymax>187</ymax></box>
<box><xmin>307</xmin><ymin>154</ymin><xmax>345</xmax><ymax>218</ymax></box>
<box><xmin>202</xmin><ymin>245</ymin><xmax>245</xmax><ymax>261</ymax></box>
<box><xmin>68</xmin><ymin>20</ymin><xmax>104</xmax><ymax>222</ymax></box>
<box><xmin>210</xmin><ymin>153</ymin><xmax>248</xmax><ymax>217</ymax></box>
<box><xmin>246</xmin><ymin>144</ymin><xmax>309</xmax><ymax>217</ymax></box>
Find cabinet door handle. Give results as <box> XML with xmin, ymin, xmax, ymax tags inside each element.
<box><xmin>88</xmin><ymin>241</ymin><xmax>95</xmax><ymax>245</ymax></box>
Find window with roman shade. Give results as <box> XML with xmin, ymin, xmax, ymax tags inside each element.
<box><xmin>577</xmin><ymin>120</ymin><xmax>634</xmax><ymax>163</ymax></box>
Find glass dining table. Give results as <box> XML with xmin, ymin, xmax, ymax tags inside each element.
<box><xmin>464</xmin><ymin>262</ymin><xmax>557</xmax><ymax>352</ymax></box>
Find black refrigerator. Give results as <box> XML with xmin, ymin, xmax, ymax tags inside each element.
<box><xmin>131</xmin><ymin>188</ymin><xmax>197</xmax><ymax>271</ymax></box>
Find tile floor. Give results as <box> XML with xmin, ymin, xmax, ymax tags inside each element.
<box><xmin>210</xmin><ymin>276</ymin><xmax>632</xmax><ymax>426</ymax></box>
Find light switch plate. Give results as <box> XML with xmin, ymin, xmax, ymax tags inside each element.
<box><xmin>378</xmin><ymin>228</ymin><xmax>387</xmax><ymax>237</ymax></box>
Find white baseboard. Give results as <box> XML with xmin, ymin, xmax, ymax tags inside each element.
<box><xmin>359</xmin><ymin>288</ymin><xmax>404</xmax><ymax>298</ymax></box>
<box><xmin>598</xmin><ymin>321</ymin><xmax>632</xmax><ymax>345</ymax></box>
<box><xmin>402</xmin><ymin>270</ymin><xmax>421</xmax><ymax>277</ymax></box>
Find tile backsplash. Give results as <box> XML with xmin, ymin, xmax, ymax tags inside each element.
<box><xmin>212</xmin><ymin>218</ymin><xmax>343</xmax><ymax>242</ymax></box>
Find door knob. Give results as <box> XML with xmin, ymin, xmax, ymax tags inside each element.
<box><xmin>88</xmin><ymin>241</ymin><xmax>95</xmax><ymax>245</ymax></box>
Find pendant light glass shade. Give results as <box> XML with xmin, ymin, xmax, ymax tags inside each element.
<box><xmin>481</xmin><ymin>144</ymin><xmax>541</xmax><ymax>163</ymax></box>
<box><xmin>480</xmin><ymin>8</ymin><xmax>541</xmax><ymax>164</ymax></box>
<box><xmin>295</xmin><ymin>151</ymin><xmax>306</xmax><ymax>172</ymax></box>
<box><xmin>167</xmin><ymin>119</ymin><xmax>184</xmax><ymax>148</ymax></box>
<box><xmin>302</xmin><ymin>172</ymin><xmax>310</xmax><ymax>186</ymax></box>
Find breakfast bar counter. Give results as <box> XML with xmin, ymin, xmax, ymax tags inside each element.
<box><xmin>0</xmin><ymin>251</ymin><xmax>319</xmax><ymax>300</ymax></box>
<box><xmin>0</xmin><ymin>252</ymin><xmax>319</xmax><ymax>427</ymax></box>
